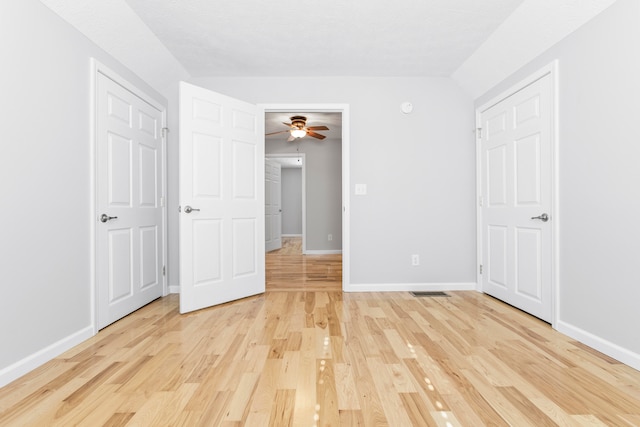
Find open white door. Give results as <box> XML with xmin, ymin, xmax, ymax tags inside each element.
<box><xmin>179</xmin><ymin>82</ymin><xmax>265</xmax><ymax>314</ymax></box>
<box><xmin>265</xmin><ymin>158</ymin><xmax>282</xmax><ymax>252</ymax></box>
<box><xmin>480</xmin><ymin>71</ymin><xmax>554</xmax><ymax>323</ymax></box>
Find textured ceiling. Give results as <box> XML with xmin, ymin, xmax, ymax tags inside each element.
<box><xmin>40</xmin><ymin>0</ymin><xmax>618</xmax><ymax>96</ymax></box>
<box><xmin>122</xmin><ymin>0</ymin><xmax>525</xmax><ymax>77</ymax></box>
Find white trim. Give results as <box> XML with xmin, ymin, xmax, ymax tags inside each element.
<box><xmin>266</xmin><ymin>153</ymin><xmax>307</xmax><ymax>252</ymax></box>
<box><xmin>305</xmin><ymin>250</ymin><xmax>343</xmax><ymax>255</ymax></box>
<box><xmin>169</xmin><ymin>285</ymin><xmax>180</xmax><ymax>294</ymax></box>
<box><xmin>551</xmin><ymin>62</ymin><xmax>561</xmax><ymax>331</ymax></box>
<box><xmin>345</xmin><ymin>282</ymin><xmax>477</xmax><ymax>293</ymax></box>
<box><xmin>0</xmin><ymin>326</ymin><xmax>93</xmax><ymax>388</ymax></box>
<box><xmin>556</xmin><ymin>321</ymin><xmax>640</xmax><ymax>372</ymax></box>
<box><xmin>91</xmin><ymin>58</ymin><xmax>168</xmax><ymax>333</ymax></box>
<box><xmin>260</xmin><ymin>103</ymin><xmax>350</xmax><ymax>291</ymax></box>
<box><xmin>90</xmin><ymin>59</ymin><xmax>98</xmax><ymax>334</ymax></box>
<box><xmin>475</xmin><ymin>61</ymin><xmax>559</xmax><ymax>327</ymax></box>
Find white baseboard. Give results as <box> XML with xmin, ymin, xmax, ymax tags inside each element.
<box><xmin>169</xmin><ymin>285</ymin><xmax>180</xmax><ymax>294</ymax></box>
<box><xmin>556</xmin><ymin>320</ymin><xmax>640</xmax><ymax>372</ymax></box>
<box><xmin>282</xmin><ymin>234</ymin><xmax>302</xmax><ymax>237</ymax></box>
<box><xmin>343</xmin><ymin>282</ymin><xmax>477</xmax><ymax>293</ymax></box>
<box><xmin>0</xmin><ymin>325</ymin><xmax>94</xmax><ymax>388</ymax></box>
<box><xmin>304</xmin><ymin>249</ymin><xmax>343</xmax><ymax>255</ymax></box>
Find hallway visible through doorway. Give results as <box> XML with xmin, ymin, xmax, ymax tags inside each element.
<box><xmin>266</xmin><ymin>237</ymin><xmax>341</xmax><ymax>291</ymax></box>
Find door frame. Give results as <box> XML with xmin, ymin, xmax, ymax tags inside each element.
<box><xmin>266</xmin><ymin>153</ymin><xmax>307</xmax><ymax>252</ymax></box>
<box><xmin>475</xmin><ymin>61</ymin><xmax>559</xmax><ymax>327</ymax></box>
<box><xmin>260</xmin><ymin>103</ymin><xmax>350</xmax><ymax>290</ymax></box>
<box><xmin>90</xmin><ymin>59</ymin><xmax>168</xmax><ymax>333</ymax></box>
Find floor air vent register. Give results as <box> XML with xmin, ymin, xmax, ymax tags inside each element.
<box><xmin>410</xmin><ymin>291</ymin><xmax>450</xmax><ymax>297</ymax></box>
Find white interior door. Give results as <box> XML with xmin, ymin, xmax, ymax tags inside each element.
<box><xmin>179</xmin><ymin>82</ymin><xmax>265</xmax><ymax>314</ymax></box>
<box><xmin>480</xmin><ymin>73</ymin><xmax>553</xmax><ymax>322</ymax></box>
<box><xmin>265</xmin><ymin>159</ymin><xmax>282</xmax><ymax>252</ymax></box>
<box><xmin>96</xmin><ymin>70</ymin><xmax>165</xmax><ymax>329</ymax></box>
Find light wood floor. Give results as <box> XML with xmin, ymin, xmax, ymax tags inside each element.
<box><xmin>267</xmin><ymin>237</ymin><xmax>342</xmax><ymax>291</ymax></box>
<box><xmin>2</xmin><ymin>296</ymin><xmax>639</xmax><ymax>426</ymax></box>
<box><xmin>2</xmin><ymin>255</ymin><xmax>640</xmax><ymax>425</ymax></box>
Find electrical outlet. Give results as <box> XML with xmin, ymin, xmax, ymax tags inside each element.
<box><xmin>412</xmin><ymin>254</ymin><xmax>420</xmax><ymax>266</ymax></box>
<box><xmin>328</xmin><ymin>234</ymin><xmax>333</xmax><ymax>241</ymax></box>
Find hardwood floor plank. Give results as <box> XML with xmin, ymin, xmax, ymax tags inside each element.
<box><xmin>367</xmin><ymin>356</ymin><xmax>413</xmax><ymax>426</ymax></box>
<box><xmin>316</xmin><ymin>359</ymin><xmax>340</xmax><ymax>426</ymax></box>
<box><xmin>339</xmin><ymin>409</ymin><xmax>366</xmax><ymax>425</ymax></box>
<box><xmin>102</xmin><ymin>412</ymin><xmax>136</xmax><ymax>427</ymax></box>
<box><xmin>268</xmin><ymin>389</ymin><xmax>295</xmax><ymax>427</ymax></box>
<box><xmin>335</xmin><ymin>362</ymin><xmax>360</xmax><ymax>411</ymax></box>
<box><xmin>399</xmin><ymin>392</ymin><xmax>439</xmax><ymax>426</ymax></box>
<box><xmin>223</xmin><ymin>372</ymin><xmax>259</xmax><ymax>423</ymax></box>
<box><xmin>291</xmin><ymin>327</ymin><xmax>317</xmax><ymax>426</ymax></box>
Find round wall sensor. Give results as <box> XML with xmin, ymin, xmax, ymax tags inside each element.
<box><xmin>401</xmin><ymin>102</ymin><xmax>413</xmax><ymax>114</ymax></box>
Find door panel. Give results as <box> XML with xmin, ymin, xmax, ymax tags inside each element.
<box><xmin>179</xmin><ymin>82</ymin><xmax>265</xmax><ymax>314</ymax></box>
<box><xmin>487</xmin><ymin>225</ymin><xmax>508</xmax><ymax>289</ymax></box>
<box><xmin>515</xmin><ymin>227</ymin><xmax>542</xmax><ymax>300</ymax></box>
<box><xmin>140</xmin><ymin>225</ymin><xmax>158</xmax><ymax>289</ymax></box>
<box><xmin>97</xmin><ymin>71</ymin><xmax>164</xmax><ymax>329</ymax></box>
<box><xmin>515</xmin><ymin>134</ymin><xmax>541</xmax><ymax>205</ymax></box>
<box><xmin>481</xmin><ymin>73</ymin><xmax>553</xmax><ymax>322</ymax></box>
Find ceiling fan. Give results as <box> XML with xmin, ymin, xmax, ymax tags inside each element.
<box><xmin>265</xmin><ymin>116</ymin><xmax>329</xmax><ymax>141</ymax></box>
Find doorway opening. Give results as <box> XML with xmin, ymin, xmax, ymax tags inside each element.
<box><xmin>262</xmin><ymin>105</ymin><xmax>349</xmax><ymax>291</ymax></box>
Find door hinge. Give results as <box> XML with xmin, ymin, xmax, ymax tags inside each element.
<box><xmin>476</xmin><ymin>127</ymin><xmax>483</xmax><ymax>139</ymax></box>
<box><xmin>162</xmin><ymin>266</ymin><xmax>166</xmax><ymax>276</ymax></box>
<box><xmin>479</xmin><ymin>196</ymin><xmax>483</xmax><ymax>207</ymax></box>
<box><xmin>162</xmin><ymin>127</ymin><xmax>170</xmax><ymax>138</ymax></box>
<box><xmin>178</xmin><ymin>205</ymin><xmax>181</xmax><ymax>212</ymax></box>
<box><xmin>479</xmin><ymin>264</ymin><xmax>483</xmax><ymax>275</ymax></box>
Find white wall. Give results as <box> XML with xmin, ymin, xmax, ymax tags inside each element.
<box><xmin>281</xmin><ymin>168</ymin><xmax>303</xmax><ymax>236</ymax></box>
<box><xmin>0</xmin><ymin>0</ymin><xmax>167</xmax><ymax>385</ymax></box>
<box><xmin>192</xmin><ymin>76</ymin><xmax>476</xmax><ymax>287</ymax></box>
<box><xmin>475</xmin><ymin>0</ymin><xmax>640</xmax><ymax>366</ymax></box>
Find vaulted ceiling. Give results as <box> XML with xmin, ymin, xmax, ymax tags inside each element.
<box><xmin>40</xmin><ymin>0</ymin><xmax>618</xmax><ymax>97</ymax></box>
<box><xmin>122</xmin><ymin>0</ymin><xmax>525</xmax><ymax>77</ymax></box>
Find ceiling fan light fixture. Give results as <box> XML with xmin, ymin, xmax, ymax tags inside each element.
<box><xmin>291</xmin><ymin>129</ymin><xmax>307</xmax><ymax>138</ymax></box>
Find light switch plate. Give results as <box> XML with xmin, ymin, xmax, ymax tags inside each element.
<box><xmin>355</xmin><ymin>184</ymin><xmax>367</xmax><ymax>195</ymax></box>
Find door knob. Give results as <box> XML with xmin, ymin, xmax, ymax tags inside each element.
<box><xmin>100</xmin><ymin>214</ymin><xmax>118</xmax><ymax>223</ymax></box>
<box><xmin>531</xmin><ymin>213</ymin><xmax>549</xmax><ymax>222</ymax></box>
<box><xmin>184</xmin><ymin>205</ymin><xmax>200</xmax><ymax>214</ymax></box>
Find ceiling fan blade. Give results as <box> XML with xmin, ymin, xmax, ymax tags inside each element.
<box><xmin>307</xmin><ymin>131</ymin><xmax>326</xmax><ymax>140</ymax></box>
<box><xmin>265</xmin><ymin>130</ymin><xmax>290</xmax><ymax>136</ymax></box>
<box><xmin>306</xmin><ymin>126</ymin><xmax>329</xmax><ymax>131</ymax></box>
<box><xmin>282</xmin><ymin>122</ymin><xmax>293</xmax><ymax>127</ymax></box>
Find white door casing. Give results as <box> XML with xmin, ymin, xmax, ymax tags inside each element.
<box><xmin>179</xmin><ymin>82</ymin><xmax>265</xmax><ymax>314</ymax></box>
<box><xmin>265</xmin><ymin>159</ymin><xmax>282</xmax><ymax>252</ymax></box>
<box><xmin>479</xmin><ymin>68</ymin><xmax>555</xmax><ymax>323</ymax></box>
<box><xmin>95</xmin><ymin>64</ymin><xmax>166</xmax><ymax>329</ymax></box>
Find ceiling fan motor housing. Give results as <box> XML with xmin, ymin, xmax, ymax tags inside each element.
<box><xmin>290</xmin><ymin>115</ymin><xmax>307</xmax><ymax>128</ymax></box>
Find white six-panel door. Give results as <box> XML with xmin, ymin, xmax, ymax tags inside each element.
<box><xmin>265</xmin><ymin>159</ymin><xmax>282</xmax><ymax>252</ymax></box>
<box><xmin>179</xmin><ymin>82</ymin><xmax>265</xmax><ymax>314</ymax></box>
<box><xmin>480</xmin><ymin>73</ymin><xmax>553</xmax><ymax>322</ymax></box>
<box><xmin>96</xmin><ymin>70</ymin><xmax>165</xmax><ymax>329</ymax></box>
